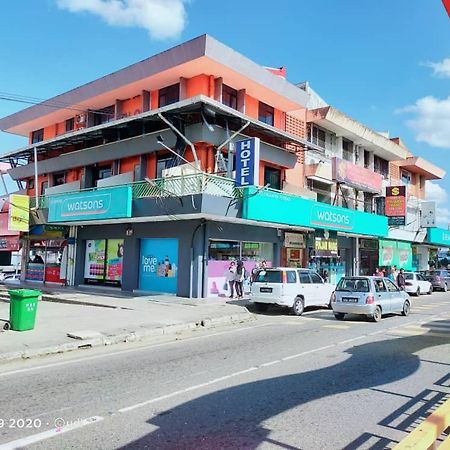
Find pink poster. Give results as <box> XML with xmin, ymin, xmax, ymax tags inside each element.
<box><xmin>207</xmin><ymin>260</ymin><xmax>272</xmax><ymax>297</ymax></box>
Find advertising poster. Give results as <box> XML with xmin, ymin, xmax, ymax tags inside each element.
<box><xmin>207</xmin><ymin>260</ymin><xmax>272</xmax><ymax>297</ymax></box>
<box><xmin>379</xmin><ymin>240</ymin><xmax>396</xmax><ymax>266</ymax></box>
<box><xmin>139</xmin><ymin>238</ymin><xmax>178</xmax><ymax>293</ymax></box>
<box><xmin>84</xmin><ymin>240</ymin><xmax>106</xmax><ymax>280</ymax></box>
<box><xmin>386</xmin><ymin>186</ymin><xmax>406</xmax><ymax>226</ymax></box>
<box><xmin>8</xmin><ymin>194</ymin><xmax>30</xmax><ymax>232</ymax></box>
<box><xmin>332</xmin><ymin>157</ymin><xmax>382</xmax><ymax>193</ymax></box>
<box><xmin>106</xmin><ymin>239</ymin><xmax>124</xmax><ymax>282</ymax></box>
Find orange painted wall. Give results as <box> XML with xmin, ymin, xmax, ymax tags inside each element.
<box><xmin>245</xmin><ymin>94</ymin><xmax>259</xmax><ymax>120</ymax></box>
<box><xmin>151</xmin><ymin>90</ymin><xmax>159</xmax><ymax>110</ymax></box>
<box><xmin>285</xmin><ymin>162</ymin><xmax>304</xmax><ymax>188</ymax></box>
<box><xmin>274</xmin><ymin>109</ymin><xmax>285</xmax><ymax>130</ymax></box>
<box><xmin>120</xmin><ymin>156</ymin><xmax>140</xmax><ymax>175</ymax></box>
<box><xmin>186</xmin><ymin>75</ymin><xmax>210</xmax><ymax>98</ymax></box>
<box><xmin>121</xmin><ymin>96</ymin><xmax>142</xmax><ymax>117</ymax></box>
<box><xmin>147</xmin><ymin>153</ymin><xmax>157</xmax><ymax>178</ymax></box>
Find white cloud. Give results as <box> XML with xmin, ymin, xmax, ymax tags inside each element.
<box><xmin>56</xmin><ymin>0</ymin><xmax>188</xmax><ymax>40</ymax></box>
<box><xmin>426</xmin><ymin>181</ymin><xmax>450</xmax><ymax>228</ymax></box>
<box><xmin>398</xmin><ymin>95</ymin><xmax>450</xmax><ymax>149</ymax></box>
<box><xmin>424</xmin><ymin>58</ymin><xmax>450</xmax><ymax>78</ymax></box>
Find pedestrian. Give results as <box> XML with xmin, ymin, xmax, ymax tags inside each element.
<box><xmin>225</xmin><ymin>261</ymin><xmax>236</xmax><ymax>298</ymax></box>
<box><xmin>322</xmin><ymin>269</ymin><xmax>329</xmax><ymax>283</ymax></box>
<box><xmin>397</xmin><ymin>268</ymin><xmax>406</xmax><ymax>290</ymax></box>
<box><xmin>234</xmin><ymin>260</ymin><xmax>245</xmax><ymax>300</ymax></box>
<box><xmin>374</xmin><ymin>267</ymin><xmax>381</xmax><ymax>277</ymax></box>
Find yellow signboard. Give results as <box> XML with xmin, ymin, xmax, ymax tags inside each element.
<box><xmin>8</xmin><ymin>194</ymin><xmax>30</xmax><ymax>232</ymax></box>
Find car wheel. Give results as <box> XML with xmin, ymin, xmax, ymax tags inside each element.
<box><xmin>334</xmin><ymin>312</ymin><xmax>345</xmax><ymax>320</ymax></box>
<box><xmin>402</xmin><ymin>300</ymin><xmax>410</xmax><ymax>316</ymax></box>
<box><xmin>428</xmin><ymin>286</ymin><xmax>433</xmax><ymax>295</ymax></box>
<box><xmin>416</xmin><ymin>287</ymin><xmax>420</xmax><ymax>296</ymax></box>
<box><xmin>254</xmin><ymin>302</ymin><xmax>268</xmax><ymax>312</ymax></box>
<box><xmin>444</xmin><ymin>283</ymin><xmax>448</xmax><ymax>292</ymax></box>
<box><xmin>292</xmin><ymin>297</ymin><xmax>304</xmax><ymax>316</ymax></box>
<box><xmin>372</xmin><ymin>306</ymin><xmax>382</xmax><ymax>323</ymax></box>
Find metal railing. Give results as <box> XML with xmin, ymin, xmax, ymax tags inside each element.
<box><xmin>30</xmin><ymin>173</ymin><xmax>242</xmax><ymax>209</ymax></box>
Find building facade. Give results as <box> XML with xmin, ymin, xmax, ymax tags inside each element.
<box><xmin>0</xmin><ymin>35</ymin><xmax>446</xmax><ymax>297</ymax></box>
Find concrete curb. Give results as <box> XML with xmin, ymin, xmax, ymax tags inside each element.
<box><xmin>0</xmin><ymin>311</ymin><xmax>255</xmax><ymax>364</ymax></box>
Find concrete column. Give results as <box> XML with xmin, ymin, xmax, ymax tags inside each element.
<box><xmin>237</xmin><ymin>89</ymin><xmax>246</xmax><ymax>114</ymax></box>
<box><xmin>115</xmin><ymin>99</ymin><xmax>123</xmax><ymax>119</ymax></box>
<box><xmin>179</xmin><ymin>77</ymin><xmax>187</xmax><ymax>101</ymax></box>
<box><xmin>214</xmin><ymin>77</ymin><xmax>223</xmax><ymax>102</ymax></box>
<box><xmin>141</xmin><ymin>90</ymin><xmax>151</xmax><ymax>112</ymax></box>
<box><xmin>122</xmin><ymin>234</ymin><xmax>139</xmax><ymax>292</ymax></box>
<box><xmin>335</xmin><ymin>136</ymin><xmax>343</xmax><ymax>158</ymax></box>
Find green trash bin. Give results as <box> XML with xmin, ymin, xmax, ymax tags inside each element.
<box><xmin>8</xmin><ymin>289</ymin><xmax>41</xmax><ymax>331</ymax></box>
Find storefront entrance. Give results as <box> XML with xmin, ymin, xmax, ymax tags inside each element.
<box><xmin>26</xmin><ymin>239</ymin><xmax>67</xmax><ymax>284</ymax></box>
<box><xmin>359</xmin><ymin>239</ymin><xmax>379</xmax><ymax>276</ymax></box>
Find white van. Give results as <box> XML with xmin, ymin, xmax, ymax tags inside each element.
<box><xmin>250</xmin><ymin>268</ymin><xmax>336</xmax><ymax>315</ymax></box>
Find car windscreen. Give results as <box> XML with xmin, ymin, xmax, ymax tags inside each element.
<box><xmin>404</xmin><ymin>273</ymin><xmax>414</xmax><ymax>280</ymax></box>
<box><xmin>336</xmin><ymin>278</ymin><xmax>370</xmax><ymax>292</ymax></box>
<box><xmin>426</xmin><ymin>271</ymin><xmax>440</xmax><ymax>276</ymax></box>
<box><xmin>255</xmin><ymin>270</ymin><xmax>282</xmax><ymax>283</ymax></box>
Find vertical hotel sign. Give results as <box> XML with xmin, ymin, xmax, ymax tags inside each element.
<box><xmin>8</xmin><ymin>194</ymin><xmax>30</xmax><ymax>232</ymax></box>
<box><xmin>385</xmin><ymin>186</ymin><xmax>406</xmax><ymax>226</ymax></box>
<box><xmin>235</xmin><ymin>137</ymin><xmax>260</xmax><ymax>187</ymax></box>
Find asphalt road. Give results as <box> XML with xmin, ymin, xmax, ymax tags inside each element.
<box><xmin>0</xmin><ymin>291</ymin><xmax>450</xmax><ymax>450</ymax></box>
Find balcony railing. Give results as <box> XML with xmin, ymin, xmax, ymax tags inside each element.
<box><xmin>30</xmin><ymin>173</ymin><xmax>242</xmax><ymax>209</ymax></box>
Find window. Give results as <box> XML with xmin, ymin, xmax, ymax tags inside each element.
<box><xmin>336</xmin><ymin>277</ymin><xmax>369</xmax><ymax>292</ymax></box>
<box><xmin>65</xmin><ymin>118</ymin><xmax>74</xmax><ymax>132</ymax></box>
<box><xmin>308</xmin><ymin>125</ymin><xmax>326</xmax><ymax>148</ymax></box>
<box><xmin>308</xmin><ymin>179</ymin><xmax>332</xmax><ymax>204</ymax></box>
<box><xmin>41</xmin><ymin>181</ymin><xmax>48</xmax><ymax>194</ymax></box>
<box><xmin>374</xmin><ymin>279</ymin><xmax>387</xmax><ymax>292</ymax></box>
<box><xmin>93</xmin><ymin>105</ymin><xmax>114</xmax><ymax>126</ymax></box>
<box><xmin>286</xmin><ymin>271</ymin><xmax>297</xmax><ymax>283</ymax></box>
<box><xmin>401</xmin><ymin>170</ymin><xmax>412</xmax><ymax>185</ymax></box>
<box><xmin>52</xmin><ymin>172</ymin><xmax>65</xmax><ymax>186</ymax></box>
<box><xmin>158</xmin><ymin>83</ymin><xmax>180</xmax><ymax>108</ymax></box>
<box><xmin>364</xmin><ymin>192</ymin><xmax>374</xmax><ymax>213</ymax></box>
<box><xmin>209</xmin><ymin>241</ymin><xmax>240</xmax><ymax>261</ymax></box>
<box><xmin>258</xmin><ymin>101</ymin><xmax>274</xmax><ymax>126</ymax></box>
<box><xmin>298</xmin><ymin>271</ymin><xmax>311</xmax><ymax>283</ymax></box>
<box><xmin>264</xmin><ymin>166</ymin><xmax>282</xmax><ymax>190</ymax></box>
<box><xmin>374</xmin><ymin>156</ymin><xmax>389</xmax><ymax>177</ymax></box>
<box><xmin>256</xmin><ymin>270</ymin><xmax>282</xmax><ymax>283</ymax></box>
<box><xmin>364</xmin><ymin>150</ymin><xmax>370</xmax><ymax>168</ymax></box>
<box><xmin>31</xmin><ymin>129</ymin><xmax>44</xmax><ymax>144</ymax></box>
<box><xmin>156</xmin><ymin>155</ymin><xmax>174</xmax><ymax>178</ymax></box>
<box><xmin>28</xmin><ymin>179</ymin><xmax>34</xmax><ymax>189</ymax></box>
<box><xmin>385</xmin><ymin>279</ymin><xmax>399</xmax><ymax>292</ymax></box>
<box><xmin>310</xmin><ymin>272</ymin><xmax>323</xmax><ymax>284</ymax></box>
<box><xmin>342</xmin><ymin>139</ymin><xmax>353</xmax><ymax>162</ymax></box>
<box><xmin>222</xmin><ymin>84</ymin><xmax>237</xmax><ymax>110</ymax></box>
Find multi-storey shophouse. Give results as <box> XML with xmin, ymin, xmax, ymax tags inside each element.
<box><xmin>0</xmin><ymin>35</ymin><xmax>446</xmax><ymax>297</ymax></box>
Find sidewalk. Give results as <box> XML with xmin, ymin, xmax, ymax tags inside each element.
<box><xmin>0</xmin><ymin>287</ymin><xmax>255</xmax><ymax>364</ymax></box>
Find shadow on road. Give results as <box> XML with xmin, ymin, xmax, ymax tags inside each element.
<box><xmin>118</xmin><ymin>319</ymin><xmax>450</xmax><ymax>450</ymax></box>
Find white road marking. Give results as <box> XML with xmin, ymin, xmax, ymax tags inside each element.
<box><xmin>0</xmin><ymin>323</ymin><xmax>271</xmax><ymax>379</ymax></box>
<box><xmin>0</xmin><ymin>416</ymin><xmax>103</xmax><ymax>450</ymax></box>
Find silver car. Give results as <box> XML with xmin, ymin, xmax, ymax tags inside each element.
<box><xmin>331</xmin><ymin>276</ymin><xmax>411</xmax><ymax>322</ymax></box>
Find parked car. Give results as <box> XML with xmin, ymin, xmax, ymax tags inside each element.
<box><xmin>250</xmin><ymin>268</ymin><xmax>335</xmax><ymax>315</ymax></box>
<box><xmin>404</xmin><ymin>272</ymin><xmax>433</xmax><ymax>296</ymax></box>
<box><xmin>331</xmin><ymin>276</ymin><xmax>410</xmax><ymax>322</ymax></box>
<box><xmin>424</xmin><ymin>270</ymin><xmax>450</xmax><ymax>292</ymax></box>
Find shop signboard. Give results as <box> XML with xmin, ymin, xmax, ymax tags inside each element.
<box><xmin>284</xmin><ymin>232</ymin><xmax>305</xmax><ymax>248</ymax></box>
<box><xmin>427</xmin><ymin>227</ymin><xmax>450</xmax><ymax>247</ymax></box>
<box><xmin>314</xmin><ymin>237</ymin><xmax>338</xmax><ymax>257</ymax></box>
<box><xmin>385</xmin><ymin>186</ymin><xmax>406</xmax><ymax>226</ymax></box>
<box><xmin>420</xmin><ymin>202</ymin><xmax>436</xmax><ymax>228</ymax></box>
<box><xmin>139</xmin><ymin>238</ymin><xmax>178</xmax><ymax>294</ymax></box>
<box><xmin>242</xmin><ymin>188</ymin><xmax>388</xmax><ymax>237</ymax></box>
<box><xmin>332</xmin><ymin>157</ymin><xmax>382</xmax><ymax>193</ymax></box>
<box><xmin>235</xmin><ymin>137</ymin><xmax>260</xmax><ymax>187</ymax></box>
<box><xmin>8</xmin><ymin>194</ymin><xmax>29</xmax><ymax>232</ymax></box>
<box><xmin>48</xmin><ymin>186</ymin><xmax>132</xmax><ymax>222</ymax></box>
<box><xmin>378</xmin><ymin>240</ymin><xmax>412</xmax><ymax>270</ymax></box>
<box><xmin>0</xmin><ymin>236</ymin><xmax>20</xmax><ymax>251</ymax></box>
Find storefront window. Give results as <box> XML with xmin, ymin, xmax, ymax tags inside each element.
<box><xmin>207</xmin><ymin>240</ymin><xmax>274</xmax><ymax>297</ymax></box>
<box><xmin>84</xmin><ymin>239</ymin><xmax>124</xmax><ymax>286</ymax></box>
<box><xmin>26</xmin><ymin>240</ymin><xmax>67</xmax><ymax>284</ymax></box>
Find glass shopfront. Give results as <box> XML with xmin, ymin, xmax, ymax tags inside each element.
<box><xmin>26</xmin><ymin>239</ymin><xmax>67</xmax><ymax>284</ymax></box>
<box><xmin>84</xmin><ymin>239</ymin><xmax>124</xmax><ymax>286</ymax></box>
<box><xmin>360</xmin><ymin>239</ymin><xmax>379</xmax><ymax>276</ymax></box>
<box><xmin>207</xmin><ymin>240</ymin><xmax>274</xmax><ymax>297</ymax></box>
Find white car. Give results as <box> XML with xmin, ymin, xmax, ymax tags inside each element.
<box><xmin>250</xmin><ymin>268</ymin><xmax>335</xmax><ymax>315</ymax></box>
<box><xmin>404</xmin><ymin>272</ymin><xmax>433</xmax><ymax>296</ymax></box>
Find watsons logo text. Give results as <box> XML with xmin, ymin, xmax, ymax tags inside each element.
<box><xmin>66</xmin><ymin>199</ymin><xmax>104</xmax><ymax>212</ymax></box>
<box><xmin>311</xmin><ymin>207</ymin><xmax>353</xmax><ymax>230</ymax></box>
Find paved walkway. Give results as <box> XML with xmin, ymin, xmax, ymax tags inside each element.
<box><xmin>0</xmin><ymin>287</ymin><xmax>253</xmax><ymax>363</ymax></box>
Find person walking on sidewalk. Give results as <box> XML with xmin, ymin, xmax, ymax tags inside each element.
<box><xmin>234</xmin><ymin>260</ymin><xmax>245</xmax><ymax>300</ymax></box>
<box><xmin>226</xmin><ymin>261</ymin><xmax>237</xmax><ymax>298</ymax></box>
<box><xmin>397</xmin><ymin>268</ymin><xmax>406</xmax><ymax>291</ymax></box>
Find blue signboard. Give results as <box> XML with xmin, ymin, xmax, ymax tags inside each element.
<box><xmin>235</xmin><ymin>137</ymin><xmax>260</xmax><ymax>187</ymax></box>
<box><xmin>427</xmin><ymin>228</ymin><xmax>450</xmax><ymax>247</ymax></box>
<box><xmin>139</xmin><ymin>238</ymin><xmax>178</xmax><ymax>294</ymax></box>
<box><xmin>48</xmin><ymin>186</ymin><xmax>132</xmax><ymax>222</ymax></box>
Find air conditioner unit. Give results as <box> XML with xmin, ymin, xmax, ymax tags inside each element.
<box><xmin>76</xmin><ymin>114</ymin><xmax>86</xmax><ymax>124</ymax></box>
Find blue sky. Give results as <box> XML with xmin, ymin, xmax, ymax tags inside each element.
<box><xmin>0</xmin><ymin>0</ymin><xmax>449</xmax><ymax>216</ymax></box>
